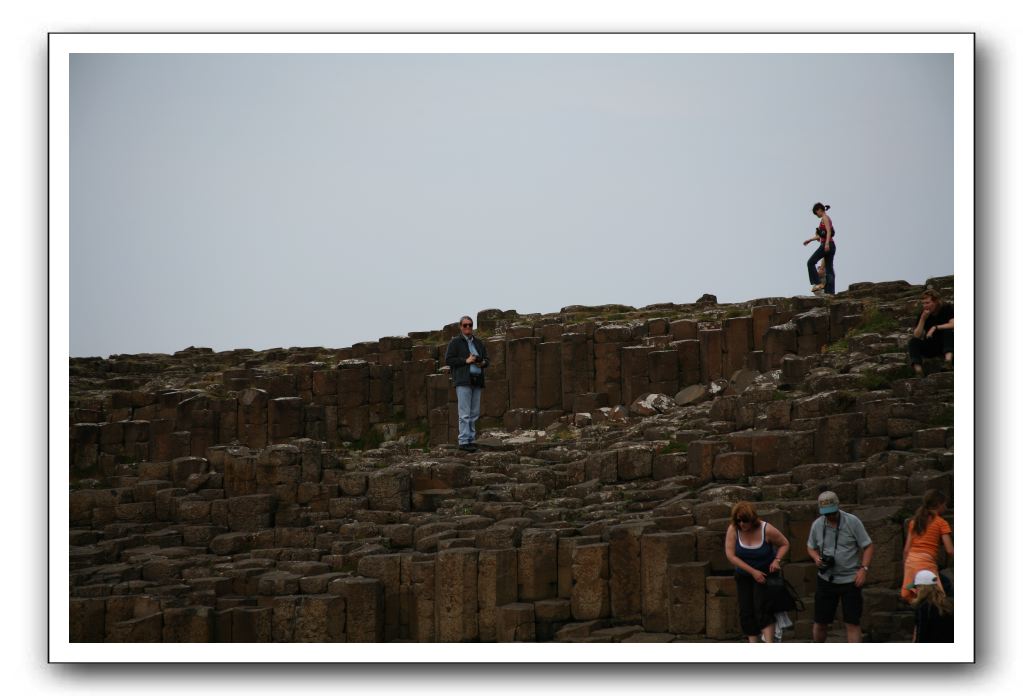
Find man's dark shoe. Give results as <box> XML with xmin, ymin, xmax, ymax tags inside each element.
<box><xmin>459</xmin><ymin>443</ymin><xmax>478</xmax><ymax>453</ymax></box>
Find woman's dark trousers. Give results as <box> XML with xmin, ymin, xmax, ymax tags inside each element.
<box><xmin>735</xmin><ymin>573</ymin><xmax>775</xmax><ymax>637</ymax></box>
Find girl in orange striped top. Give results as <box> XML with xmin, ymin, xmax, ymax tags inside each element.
<box><xmin>901</xmin><ymin>490</ymin><xmax>954</xmax><ymax>602</ymax></box>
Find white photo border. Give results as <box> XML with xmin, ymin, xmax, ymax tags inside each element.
<box><xmin>50</xmin><ymin>31</ymin><xmax>974</xmax><ymax>664</ymax></box>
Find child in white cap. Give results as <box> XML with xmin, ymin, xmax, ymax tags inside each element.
<box><xmin>910</xmin><ymin>569</ymin><xmax>953</xmax><ymax>643</ymax></box>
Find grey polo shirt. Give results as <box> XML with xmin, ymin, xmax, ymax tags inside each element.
<box><xmin>807</xmin><ymin>510</ymin><xmax>872</xmax><ymax>584</ymax></box>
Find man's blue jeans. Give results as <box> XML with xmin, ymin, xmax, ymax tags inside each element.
<box><xmin>455</xmin><ymin>385</ymin><xmax>482</xmax><ymax>444</ymax></box>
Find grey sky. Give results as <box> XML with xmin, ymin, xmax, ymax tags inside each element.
<box><xmin>70</xmin><ymin>53</ymin><xmax>953</xmax><ymax>357</ymax></box>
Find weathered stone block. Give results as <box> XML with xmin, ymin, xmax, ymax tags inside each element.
<box><xmin>621</xmin><ymin>345</ymin><xmax>651</xmax><ymax>406</ymax></box>
<box><xmin>478</xmin><ymin>548</ymin><xmax>519</xmax><ymax>642</ymax></box>
<box><xmin>410</xmin><ymin>559</ymin><xmax>436</xmax><ymax>642</ymax></box>
<box><xmin>228</xmin><ymin>606</ymin><xmax>272</xmax><ymax>642</ymax></box>
<box><xmin>162</xmin><ymin>607</ymin><xmax>213</xmax><ymax>642</ymax></box>
<box><xmin>608</xmin><ymin>522</ymin><xmax>651</xmax><ymax>621</ymax></box>
<box><xmin>257</xmin><ymin>571</ymin><xmax>302</xmax><ymax>596</ymax></box>
<box><xmin>226</xmin><ymin>494</ymin><xmax>276</xmax><ymax>532</ymax></box>
<box><xmin>856</xmin><ymin>476</ymin><xmax>908</xmax><ymax>502</ymax></box>
<box><xmin>496</xmin><ymin>603</ymin><xmax>536</xmax><ymax>642</ymax></box>
<box><xmin>617</xmin><ymin>446</ymin><xmax>653</xmax><ymax>481</ymax></box>
<box><xmin>536</xmin><ymin>341</ymin><xmax>562</xmax><ymax>411</ymax></box>
<box><xmin>267</xmin><ymin>397</ymin><xmax>304</xmax><ymax>443</ymax></box>
<box><xmin>640</xmin><ymin>533</ymin><xmax>693</xmax><ymax>632</ymax></box>
<box><xmin>750</xmin><ymin>430</ymin><xmax>815</xmax><ymax>474</ymax></box>
<box><xmin>507</xmin><ymin>337</ymin><xmax>539</xmax><ymax>410</ymax></box>
<box><xmin>670</xmin><ymin>319</ymin><xmax>697</xmax><ymax>341</ymax></box>
<box><xmin>713</xmin><ymin>451</ymin><xmax>754</xmax><ymax>481</ymax></box>
<box><xmin>558</xmin><ymin>535</ymin><xmax>598</xmax><ymax>599</ymax></box>
<box><xmin>584</xmin><ymin>450</ymin><xmax>618</xmax><ymax>483</ymax></box>
<box><xmin>913</xmin><ymin>427</ymin><xmax>952</xmax><ymax>449</ymax></box>
<box><xmin>170</xmin><ymin>456</ymin><xmax>208</xmax><ymax>485</ymax></box>
<box><xmin>705</xmin><ymin>594</ymin><xmax>740</xmax><ymax>640</ymax></box>
<box><xmin>329</xmin><ymin>576</ymin><xmax>383</xmax><ymax>642</ymax></box>
<box><xmin>687</xmin><ymin>440</ymin><xmax>729</xmax><ymax>483</ymax></box>
<box><xmin>367</xmin><ymin>467</ymin><xmax>411</xmax><ymax>512</ymax></box>
<box><xmin>698</xmin><ymin>329</ymin><xmax>724</xmax><ymax>383</ymax></box>
<box><xmin>107</xmin><ymin>612</ymin><xmax>164</xmax><ymax>642</ymax></box>
<box><xmin>70</xmin><ymin>598</ymin><xmax>106</xmax><ymax>642</ymax></box>
<box><xmin>357</xmin><ymin>553</ymin><xmax>404</xmax><ymax>641</ymax></box>
<box><xmin>667</xmin><ymin>562</ymin><xmax>709</xmax><ymax>634</ymax></box>
<box><xmin>176</xmin><ymin>498</ymin><xmax>212</xmax><ymax>524</ymax></box>
<box><xmin>518</xmin><ymin>529</ymin><xmax>558</xmax><ymax>602</ymax></box>
<box><xmin>764</xmin><ymin>322</ymin><xmax>797</xmax><ymax>369</ymax></box>
<box><xmin>571</xmin><ymin>543</ymin><xmax>610</xmax><ymax>621</ymax></box>
<box><xmin>294</xmin><ymin>594</ymin><xmax>346</xmax><ymax>642</ymax></box>
<box><xmin>815</xmin><ymin>413</ymin><xmax>866</xmax><ymax>463</ymax></box>
<box><xmin>560</xmin><ymin>333</ymin><xmax>594</xmax><ymax>411</ymax></box>
<box><xmin>237</xmin><ymin>388</ymin><xmax>269</xmax><ymax>449</ymax></box>
<box><xmin>695</xmin><ymin>528</ymin><xmax>731</xmax><ymax>574</ymax></box>
<box><xmin>780</xmin><ymin>355</ymin><xmax>812</xmax><ymax>385</ymax></box>
<box><xmin>751</xmin><ymin>305</ymin><xmax>777</xmax><ymax>351</ymax></box>
<box><xmin>722</xmin><ymin>317</ymin><xmax>753</xmax><ymax>375</ymax></box>
<box><xmin>434</xmin><ymin>548</ymin><xmax>479</xmax><ymax>642</ymax></box>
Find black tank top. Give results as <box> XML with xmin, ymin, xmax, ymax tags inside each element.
<box><xmin>734</xmin><ymin>521</ymin><xmax>776</xmax><ymax>576</ymax></box>
<box><xmin>817</xmin><ymin>216</ymin><xmax>836</xmax><ymax>240</ymax></box>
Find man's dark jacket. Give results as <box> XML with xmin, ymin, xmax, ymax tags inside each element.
<box><xmin>445</xmin><ymin>334</ymin><xmax>490</xmax><ymax>387</ymax></box>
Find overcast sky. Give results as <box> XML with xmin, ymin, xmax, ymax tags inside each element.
<box><xmin>70</xmin><ymin>52</ymin><xmax>953</xmax><ymax>357</ymax></box>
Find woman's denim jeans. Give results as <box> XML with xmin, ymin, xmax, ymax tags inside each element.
<box><xmin>807</xmin><ymin>240</ymin><xmax>837</xmax><ymax>294</ymax></box>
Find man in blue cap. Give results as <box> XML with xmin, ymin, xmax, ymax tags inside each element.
<box><xmin>807</xmin><ymin>490</ymin><xmax>874</xmax><ymax>642</ymax></box>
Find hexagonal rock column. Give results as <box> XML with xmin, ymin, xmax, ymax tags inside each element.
<box><xmin>434</xmin><ymin>548</ymin><xmax>479</xmax><ymax>642</ymax></box>
<box><xmin>570</xmin><ymin>542</ymin><xmax>610</xmax><ymax>621</ymax></box>
<box><xmin>478</xmin><ymin>548</ymin><xmax>518</xmax><ymax>642</ymax></box>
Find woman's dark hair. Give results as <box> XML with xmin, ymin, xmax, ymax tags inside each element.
<box><xmin>911</xmin><ymin>489</ymin><xmax>947</xmax><ymax>536</ymax></box>
<box><xmin>812</xmin><ymin>202</ymin><xmax>831</xmax><ymax>214</ymax></box>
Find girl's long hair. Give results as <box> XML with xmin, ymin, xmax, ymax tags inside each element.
<box><xmin>911</xmin><ymin>489</ymin><xmax>947</xmax><ymax>536</ymax></box>
<box><xmin>912</xmin><ymin>584</ymin><xmax>953</xmax><ymax>617</ymax></box>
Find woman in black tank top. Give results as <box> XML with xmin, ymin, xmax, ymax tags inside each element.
<box><xmin>726</xmin><ymin>501</ymin><xmax>791</xmax><ymax>642</ymax></box>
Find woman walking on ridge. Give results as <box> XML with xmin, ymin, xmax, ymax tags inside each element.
<box><xmin>901</xmin><ymin>489</ymin><xmax>953</xmax><ymax>603</ymax></box>
<box><xmin>725</xmin><ymin>501</ymin><xmax>791</xmax><ymax>643</ymax></box>
<box><xmin>802</xmin><ymin>202</ymin><xmax>837</xmax><ymax>294</ymax></box>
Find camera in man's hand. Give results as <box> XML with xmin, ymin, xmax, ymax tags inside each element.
<box><xmin>819</xmin><ymin>555</ymin><xmax>835</xmax><ymax>571</ymax></box>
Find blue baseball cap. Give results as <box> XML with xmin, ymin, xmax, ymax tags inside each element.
<box><xmin>818</xmin><ymin>491</ymin><xmax>840</xmax><ymax>514</ymax></box>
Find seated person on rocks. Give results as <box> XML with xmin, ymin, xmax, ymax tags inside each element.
<box><xmin>908</xmin><ymin>288</ymin><xmax>954</xmax><ymax>375</ymax></box>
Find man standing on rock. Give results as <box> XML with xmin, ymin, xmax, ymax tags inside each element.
<box><xmin>807</xmin><ymin>491</ymin><xmax>874</xmax><ymax>643</ymax></box>
<box><xmin>445</xmin><ymin>315</ymin><xmax>489</xmax><ymax>452</ymax></box>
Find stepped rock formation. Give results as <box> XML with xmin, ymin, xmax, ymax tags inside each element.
<box><xmin>69</xmin><ymin>277</ymin><xmax>955</xmax><ymax>643</ymax></box>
